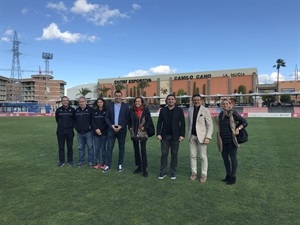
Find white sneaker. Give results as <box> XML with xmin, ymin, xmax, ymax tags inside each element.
<box><xmin>118</xmin><ymin>164</ymin><xmax>124</xmax><ymax>172</ymax></box>
<box><xmin>102</xmin><ymin>166</ymin><xmax>110</xmax><ymax>173</ymax></box>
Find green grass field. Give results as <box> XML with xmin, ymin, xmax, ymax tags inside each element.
<box><xmin>0</xmin><ymin>117</ymin><xmax>299</xmax><ymax>225</ymax></box>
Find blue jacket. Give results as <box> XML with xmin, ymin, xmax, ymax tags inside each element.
<box><xmin>105</xmin><ymin>102</ymin><xmax>130</xmax><ymax>133</ymax></box>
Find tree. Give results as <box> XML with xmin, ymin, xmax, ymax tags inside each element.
<box><xmin>280</xmin><ymin>94</ymin><xmax>291</xmax><ymax>103</ymax></box>
<box><xmin>114</xmin><ymin>83</ymin><xmax>125</xmax><ymax>92</ymax></box>
<box><xmin>237</xmin><ymin>85</ymin><xmax>247</xmax><ymax>94</ymax></box>
<box><xmin>193</xmin><ymin>82</ymin><xmax>197</xmax><ymax>95</ymax></box>
<box><xmin>176</xmin><ymin>89</ymin><xmax>185</xmax><ymax>104</ymax></box>
<box><xmin>76</xmin><ymin>87</ymin><xmax>91</xmax><ymax>97</ymax></box>
<box><xmin>137</xmin><ymin>80</ymin><xmax>150</xmax><ymax>96</ymax></box>
<box><xmin>237</xmin><ymin>85</ymin><xmax>247</xmax><ymax>104</ymax></box>
<box><xmin>273</xmin><ymin>59</ymin><xmax>286</xmax><ymax>92</ymax></box>
<box><xmin>98</xmin><ymin>85</ymin><xmax>111</xmax><ymax>97</ymax></box>
<box><xmin>262</xmin><ymin>95</ymin><xmax>276</xmax><ymax>106</ymax></box>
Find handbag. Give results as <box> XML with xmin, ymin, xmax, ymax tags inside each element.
<box><xmin>237</xmin><ymin>128</ymin><xmax>248</xmax><ymax>144</ymax></box>
<box><xmin>145</xmin><ymin>113</ymin><xmax>155</xmax><ymax>137</ymax></box>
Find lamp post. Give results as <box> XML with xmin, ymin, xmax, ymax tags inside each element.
<box><xmin>42</xmin><ymin>52</ymin><xmax>53</xmax><ymax>104</ymax></box>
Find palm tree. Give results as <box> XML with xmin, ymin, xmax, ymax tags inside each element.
<box><xmin>98</xmin><ymin>85</ymin><xmax>111</xmax><ymax>97</ymax></box>
<box><xmin>273</xmin><ymin>59</ymin><xmax>286</xmax><ymax>93</ymax></box>
<box><xmin>137</xmin><ymin>80</ymin><xmax>150</xmax><ymax>96</ymax></box>
<box><xmin>114</xmin><ymin>83</ymin><xmax>125</xmax><ymax>92</ymax></box>
<box><xmin>76</xmin><ymin>87</ymin><xmax>91</xmax><ymax>97</ymax></box>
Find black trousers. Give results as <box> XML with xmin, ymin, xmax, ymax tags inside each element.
<box><xmin>160</xmin><ymin>135</ymin><xmax>180</xmax><ymax>174</ymax></box>
<box><xmin>133</xmin><ymin>140</ymin><xmax>147</xmax><ymax>168</ymax></box>
<box><xmin>57</xmin><ymin>129</ymin><xmax>74</xmax><ymax>163</ymax></box>
<box><xmin>221</xmin><ymin>143</ymin><xmax>238</xmax><ymax>177</ymax></box>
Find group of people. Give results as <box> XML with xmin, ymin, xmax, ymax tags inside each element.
<box><xmin>55</xmin><ymin>91</ymin><xmax>248</xmax><ymax>184</ymax></box>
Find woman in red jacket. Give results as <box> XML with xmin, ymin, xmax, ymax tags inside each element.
<box><xmin>129</xmin><ymin>97</ymin><xmax>155</xmax><ymax>177</ymax></box>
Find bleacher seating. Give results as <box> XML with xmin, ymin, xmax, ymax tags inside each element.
<box><xmin>268</xmin><ymin>107</ymin><xmax>294</xmax><ymax>113</ymax></box>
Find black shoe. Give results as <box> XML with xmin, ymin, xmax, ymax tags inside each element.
<box><xmin>222</xmin><ymin>175</ymin><xmax>230</xmax><ymax>182</ymax></box>
<box><xmin>143</xmin><ymin>168</ymin><xmax>148</xmax><ymax>177</ymax></box>
<box><xmin>226</xmin><ymin>176</ymin><xmax>236</xmax><ymax>185</ymax></box>
<box><xmin>170</xmin><ymin>173</ymin><xmax>176</xmax><ymax>180</ymax></box>
<box><xmin>133</xmin><ymin>166</ymin><xmax>142</xmax><ymax>174</ymax></box>
<box><xmin>158</xmin><ymin>173</ymin><xmax>166</xmax><ymax>180</ymax></box>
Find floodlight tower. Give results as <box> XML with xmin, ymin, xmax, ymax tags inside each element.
<box><xmin>42</xmin><ymin>52</ymin><xmax>53</xmax><ymax>103</ymax></box>
<box><xmin>9</xmin><ymin>30</ymin><xmax>22</xmax><ymax>102</ymax></box>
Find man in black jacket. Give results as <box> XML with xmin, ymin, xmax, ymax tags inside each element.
<box><xmin>55</xmin><ymin>96</ymin><xmax>75</xmax><ymax>167</ymax></box>
<box><xmin>74</xmin><ymin>96</ymin><xmax>94</xmax><ymax>168</ymax></box>
<box><xmin>157</xmin><ymin>94</ymin><xmax>185</xmax><ymax>180</ymax></box>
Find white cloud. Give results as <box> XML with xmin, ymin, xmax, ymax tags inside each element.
<box><xmin>132</xmin><ymin>3</ymin><xmax>141</xmax><ymax>11</ymax></box>
<box><xmin>46</xmin><ymin>1</ymin><xmax>68</xmax><ymax>12</ymax></box>
<box><xmin>71</xmin><ymin>0</ymin><xmax>97</xmax><ymax>13</ymax></box>
<box><xmin>1</xmin><ymin>29</ymin><xmax>14</xmax><ymax>42</ymax></box>
<box><xmin>36</xmin><ymin>23</ymin><xmax>98</xmax><ymax>43</ymax></box>
<box><xmin>1</xmin><ymin>37</ymin><xmax>10</xmax><ymax>42</ymax></box>
<box><xmin>125</xmin><ymin>65</ymin><xmax>177</xmax><ymax>77</ymax></box>
<box><xmin>4</xmin><ymin>29</ymin><xmax>13</xmax><ymax>36</ymax></box>
<box><xmin>149</xmin><ymin>65</ymin><xmax>177</xmax><ymax>74</ymax></box>
<box><xmin>71</xmin><ymin>0</ymin><xmax>128</xmax><ymax>26</ymax></box>
<box><xmin>126</xmin><ymin>70</ymin><xmax>150</xmax><ymax>77</ymax></box>
<box><xmin>258</xmin><ymin>72</ymin><xmax>285</xmax><ymax>84</ymax></box>
<box><xmin>21</xmin><ymin>8</ymin><xmax>29</xmax><ymax>14</ymax></box>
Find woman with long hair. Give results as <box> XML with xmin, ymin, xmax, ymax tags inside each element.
<box><xmin>129</xmin><ymin>97</ymin><xmax>154</xmax><ymax>177</ymax></box>
<box><xmin>217</xmin><ymin>98</ymin><xmax>248</xmax><ymax>185</ymax></box>
<box><xmin>92</xmin><ymin>98</ymin><xmax>108</xmax><ymax>170</ymax></box>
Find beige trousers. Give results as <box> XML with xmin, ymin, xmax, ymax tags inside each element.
<box><xmin>189</xmin><ymin>135</ymin><xmax>208</xmax><ymax>176</ymax></box>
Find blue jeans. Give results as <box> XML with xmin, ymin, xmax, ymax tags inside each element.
<box><xmin>106</xmin><ymin>130</ymin><xmax>127</xmax><ymax>168</ymax></box>
<box><xmin>93</xmin><ymin>134</ymin><xmax>107</xmax><ymax>164</ymax></box>
<box><xmin>77</xmin><ymin>131</ymin><xmax>94</xmax><ymax>164</ymax></box>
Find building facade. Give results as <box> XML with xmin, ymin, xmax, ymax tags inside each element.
<box><xmin>0</xmin><ymin>76</ymin><xmax>9</xmax><ymax>101</ymax></box>
<box><xmin>0</xmin><ymin>74</ymin><xmax>66</xmax><ymax>104</ymax></box>
<box><xmin>97</xmin><ymin>68</ymin><xmax>259</xmax><ymax>100</ymax></box>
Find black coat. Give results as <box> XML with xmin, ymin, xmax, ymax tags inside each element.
<box><xmin>92</xmin><ymin>108</ymin><xmax>108</xmax><ymax>136</ymax></box>
<box><xmin>74</xmin><ymin>105</ymin><xmax>94</xmax><ymax>134</ymax></box>
<box><xmin>129</xmin><ymin>107</ymin><xmax>154</xmax><ymax>141</ymax></box>
<box><xmin>156</xmin><ymin>106</ymin><xmax>185</xmax><ymax>141</ymax></box>
<box><xmin>218</xmin><ymin>110</ymin><xmax>248</xmax><ymax>144</ymax></box>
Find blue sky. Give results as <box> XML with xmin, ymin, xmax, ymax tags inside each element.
<box><xmin>0</xmin><ymin>0</ymin><xmax>299</xmax><ymax>88</ymax></box>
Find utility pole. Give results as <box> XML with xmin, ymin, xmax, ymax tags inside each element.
<box><xmin>9</xmin><ymin>30</ymin><xmax>22</xmax><ymax>102</ymax></box>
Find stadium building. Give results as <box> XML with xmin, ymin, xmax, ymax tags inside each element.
<box><xmin>96</xmin><ymin>68</ymin><xmax>258</xmax><ymax>104</ymax></box>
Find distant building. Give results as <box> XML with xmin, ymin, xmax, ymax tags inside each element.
<box><xmin>0</xmin><ymin>74</ymin><xmax>66</xmax><ymax>105</ymax></box>
<box><xmin>94</xmin><ymin>68</ymin><xmax>258</xmax><ymax>104</ymax></box>
<box><xmin>0</xmin><ymin>75</ymin><xmax>9</xmax><ymax>101</ymax></box>
<box><xmin>66</xmin><ymin>83</ymin><xmax>98</xmax><ymax>100</ymax></box>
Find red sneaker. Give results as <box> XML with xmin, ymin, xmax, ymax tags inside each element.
<box><xmin>100</xmin><ymin>163</ymin><xmax>106</xmax><ymax>170</ymax></box>
<box><xmin>93</xmin><ymin>164</ymin><xmax>101</xmax><ymax>169</ymax></box>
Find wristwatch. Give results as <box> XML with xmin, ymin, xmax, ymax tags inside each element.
<box><xmin>238</xmin><ymin>127</ymin><xmax>242</xmax><ymax>130</ymax></box>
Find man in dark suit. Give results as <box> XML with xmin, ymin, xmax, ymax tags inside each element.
<box><xmin>157</xmin><ymin>94</ymin><xmax>185</xmax><ymax>180</ymax></box>
<box><xmin>103</xmin><ymin>90</ymin><xmax>130</xmax><ymax>172</ymax></box>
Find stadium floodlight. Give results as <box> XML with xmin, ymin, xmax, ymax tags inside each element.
<box><xmin>42</xmin><ymin>52</ymin><xmax>53</xmax><ymax>103</ymax></box>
